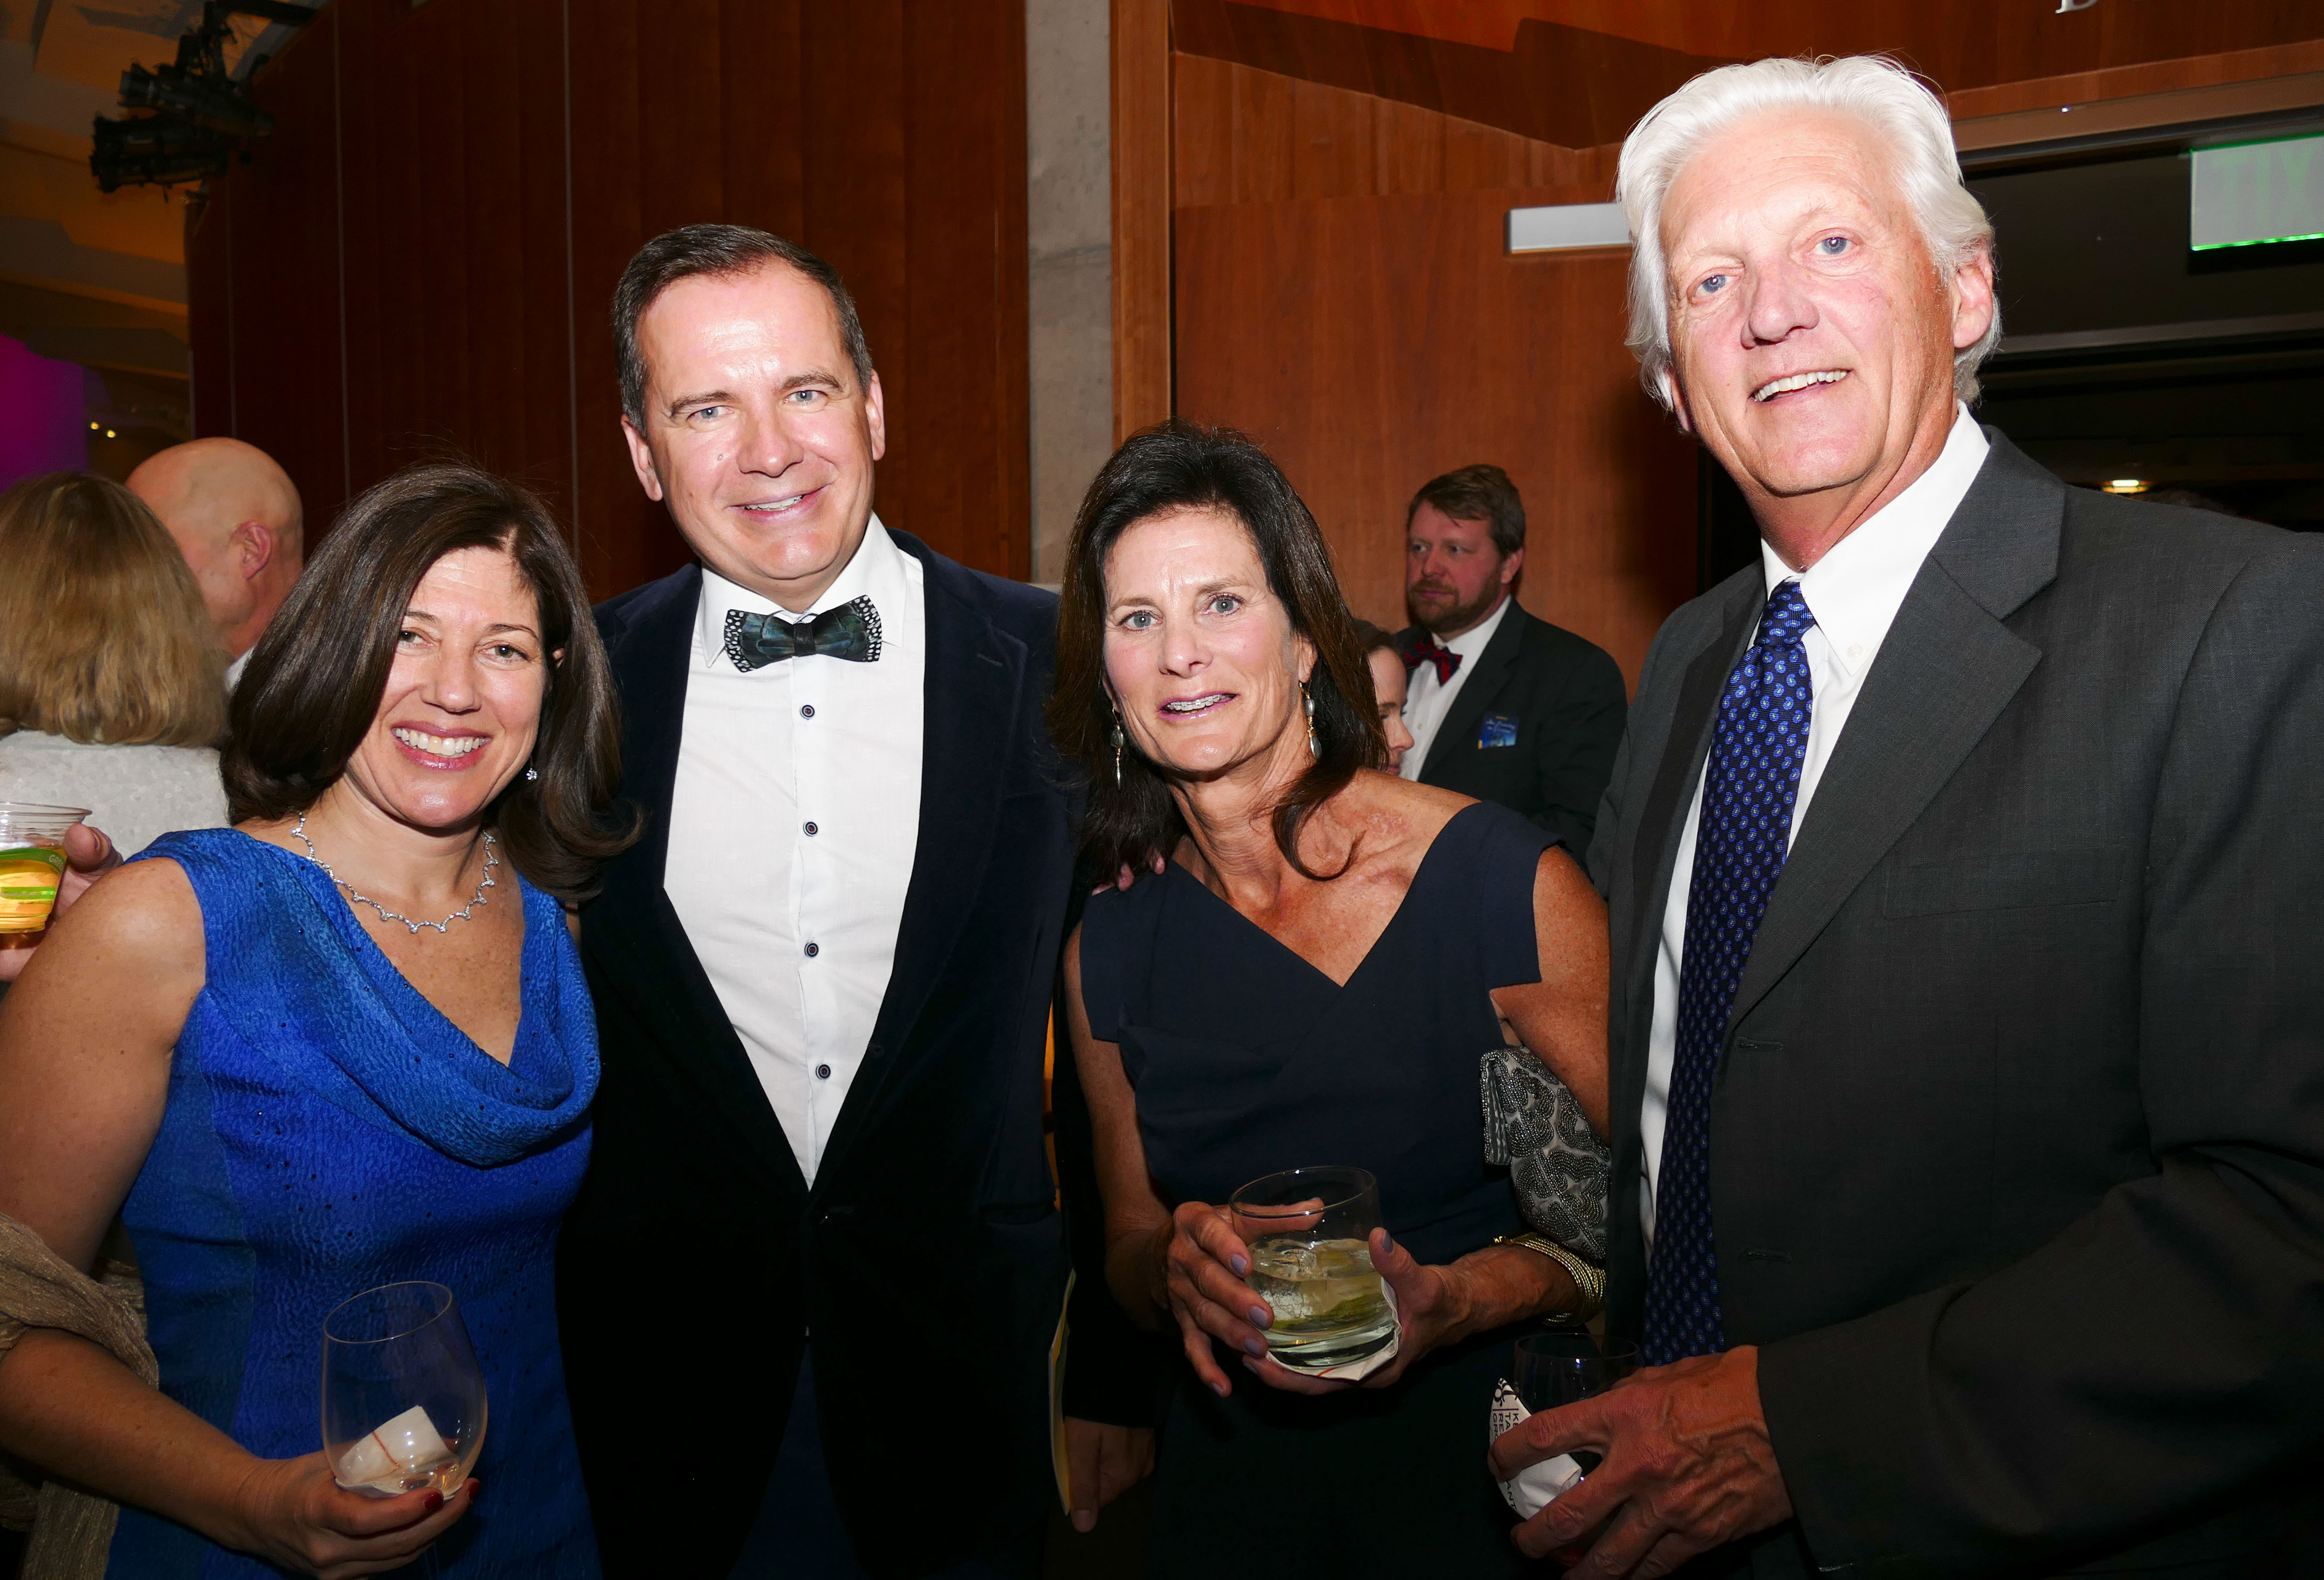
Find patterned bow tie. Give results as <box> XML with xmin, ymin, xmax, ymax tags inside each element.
<box><xmin>723</xmin><ymin>597</ymin><xmax>883</xmax><ymax>672</ymax></box>
<box><xmin>1400</xmin><ymin>629</ymin><xmax>1461</xmax><ymax>685</ymax></box>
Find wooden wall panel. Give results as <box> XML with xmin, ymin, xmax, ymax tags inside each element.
<box><xmin>1112</xmin><ymin>0</ymin><xmax>1174</xmax><ymax>440</ymax></box>
<box><xmin>1176</xmin><ymin>55</ymin><xmax>1619</xmax><ymax>208</ymax></box>
<box><xmin>1191</xmin><ymin>0</ymin><xmax>2324</xmax><ymax>146</ymax></box>
<box><xmin>185</xmin><ymin>0</ymin><xmax>1032</xmax><ymax>600</ymax></box>
<box><xmin>1175</xmin><ymin>188</ymin><xmax>1697</xmax><ymax>688</ymax></box>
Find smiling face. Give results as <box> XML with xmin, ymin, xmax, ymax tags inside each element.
<box><xmin>622</xmin><ymin>263</ymin><xmax>886</xmax><ymax>611</ymax></box>
<box><xmin>1365</xmin><ymin>647</ymin><xmax>1414</xmax><ymax>770</ymax></box>
<box><xmin>1405</xmin><ymin>502</ymin><xmax>1519</xmax><ymax>638</ymax></box>
<box><xmin>336</xmin><ymin>545</ymin><xmax>553</xmax><ymax>834</ymax></box>
<box><xmin>1101</xmin><ymin>507</ymin><xmax>1316</xmax><ymax>785</ymax></box>
<box><xmin>1659</xmin><ymin>109</ymin><xmax>1992</xmax><ymax>555</ymax></box>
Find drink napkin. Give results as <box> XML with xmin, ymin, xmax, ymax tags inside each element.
<box><xmin>336</xmin><ymin>1404</ymin><xmax>454</xmax><ymax>1494</ymax></box>
<box><xmin>1267</xmin><ymin>1281</ymin><xmax>1400</xmax><ymax>1383</ymax></box>
<box><xmin>1489</xmin><ymin>1377</ymin><xmax>1586</xmax><ymax>1518</ymax></box>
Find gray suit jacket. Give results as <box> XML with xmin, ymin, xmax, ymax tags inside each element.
<box><xmin>1589</xmin><ymin>431</ymin><xmax>2324</xmax><ymax>1577</ymax></box>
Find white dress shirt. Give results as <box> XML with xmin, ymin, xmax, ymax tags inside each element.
<box><xmin>1397</xmin><ymin>592</ymin><xmax>1516</xmax><ymax>780</ymax></box>
<box><xmin>1640</xmin><ymin>408</ymin><xmax>1989</xmax><ymax>1248</ymax></box>
<box><xmin>664</xmin><ymin>517</ymin><xmax>926</xmax><ymax>1186</ymax></box>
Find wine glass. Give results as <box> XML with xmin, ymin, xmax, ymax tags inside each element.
<box><xmin>321</xmin><ymin>1281</ymin><xmax>488</xmax><ymax>1504</ymax></box>
<box><xmin>1512</xmin><ymin>1332</ymin><xmax>1637</xmax><ymax>1475</ymax></box>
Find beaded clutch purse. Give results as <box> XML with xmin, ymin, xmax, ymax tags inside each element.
<box><xmin>1480</xmin><ymin>1047</ymin><xmax>1610</xmax><ymax>1262</ymax></box>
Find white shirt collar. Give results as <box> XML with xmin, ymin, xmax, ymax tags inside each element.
<box><xmin>1760</xmin><ymin>405</ymin><xmax>1988</xmax><ymax>681</ymax></box>
<box><xmin>695</xmin><ymin>514</ymin><xmax>907</xmax><ymax>669</ymax></box>
<box><xmin>1439</xmin><ymin>590</ymin><xmax>1516</xmax><ymax>661</ymax></box>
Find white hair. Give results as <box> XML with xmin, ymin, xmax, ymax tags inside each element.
<box><xmin>1616</xmin><ymin>55</ymin><xmax>2001</xmax><ymax>410</ymax></box>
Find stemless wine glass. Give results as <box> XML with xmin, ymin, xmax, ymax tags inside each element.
<box><xmin>1512</xmin><ymin>1332</ymin><xmax>1638</xmax><ymax>1474</ymax></box>
<box><xmin>1229</xmin><ymin>1165</ymin><xmax>1397</xmax><ymax>1371</ymax></box>
<box><xmin>321</xmin><ymin>1281</ymin><xmax>488</xmax><ymax>1501</ymax></box>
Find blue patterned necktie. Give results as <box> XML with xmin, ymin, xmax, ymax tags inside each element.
<box><xmin>1642</xmin><ymin>579</ymin><xmax>1816</xmax><ymax>1367</ymax></box>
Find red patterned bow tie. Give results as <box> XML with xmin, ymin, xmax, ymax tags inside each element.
<box><xmin>1400</xmin><ymin>629</ymin><xmax>1461</xmax><ymax>685</ymax></box>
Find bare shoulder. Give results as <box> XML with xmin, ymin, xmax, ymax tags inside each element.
<box><xmin>1339</xmin><ymin>770</ymin><xmax>1472</xmax><ymax>855</ymax></box>
<box><xmin>19</xmin><ymin>857</ymin><xmax>205</xmax><ymax>995</ymax></box>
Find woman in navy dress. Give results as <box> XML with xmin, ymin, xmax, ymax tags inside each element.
<box><xmin>1052</xmin><ymin>424</ymin><xmax>1612</xmax><ymax>1575</ymax></box>
<box><xmin>0</xmin><ymin>463</ymin><xmax>633</xmax><ymax>1576</ymax></box>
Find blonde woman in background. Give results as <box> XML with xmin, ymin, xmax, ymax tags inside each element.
<box><xmin>0</xmin><ymin>472</ymin><xmax>230</xmax><ymax>858</ymax></box>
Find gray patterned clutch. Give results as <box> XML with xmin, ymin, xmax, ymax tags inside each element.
<box><xmin>1480</xmin><ymin>1047</ymin><xmax>1609</xmax><ymax>1262</ymax></box>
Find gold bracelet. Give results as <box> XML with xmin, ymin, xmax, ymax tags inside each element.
<box><xmin>1492</xmin><ymin>1232</ymin><xmax>1606</xmax><ymax>1326</ymax></box>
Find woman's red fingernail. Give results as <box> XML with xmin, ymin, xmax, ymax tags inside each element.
<box><xmin>423</xmin><ymin>1490</ymin><xmax>444</xmax><ymax>1512</ymax></box>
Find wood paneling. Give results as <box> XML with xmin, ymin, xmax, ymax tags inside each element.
<box><xmin>185</xmin><ymin>0</ymin><xmax>1032</xmax><ymax>599</ymax></box>
<box><xmin>1174</xmin><ymin>55</ymin><xmax>1619</xmax><ymax>207</ymax></box>
<box><xmin>1175</xmin><ymin>0</ymin><xmax>1736</xmax><ymax>150</ymax></box>
<box><xmin>1947</xmin><ymin>37</ymin><xmax>2324</xmax><ymax>118</ymax></box>
<box><xmin>1206</xmin><ymin>0</ymin><xmax>2324</xmax><ymax>118</ymax></box>
<box><xmin>1175</xmin><ymin>187</ymin><xmax>1697</xmax><ymax>687</ymax></box>
<box><xmin>1112</xmin><ymin>0</ymin><xmax>1174</xmax><ymax>441</ymax></box>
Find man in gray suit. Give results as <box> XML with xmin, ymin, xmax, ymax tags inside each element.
<box><xmin>1492</xmin><ymin>56</ymin><xmax>2324</xmax><ymax>1577</ymax></box>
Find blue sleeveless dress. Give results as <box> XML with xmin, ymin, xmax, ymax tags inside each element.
<box><xmin>110</xmin><ymin>829</ymin><xmax>600</xmax><ymax>1578</ymax></box>
<box><xmin>1078</xmin><ymin>800</ymin><xmax>1554</xmax><ymax>1579</ymax></box>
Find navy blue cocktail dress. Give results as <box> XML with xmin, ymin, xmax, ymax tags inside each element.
<box><xmin>1078</xmin><ymin>799</ymin><xmax>1556</xmax><ymax>1578</ymax></box>
<box><xmin>108</xmin><ymin>829</ymin><xmax>600</xmax><ymax>1578</ymax></box>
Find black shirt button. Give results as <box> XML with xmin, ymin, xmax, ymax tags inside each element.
<box><xmin>799</xmin><ymin>704</ymin><xmax>815</xmax><ymax>718</ymax></box>
<box><xmin>816</xmin><ymin>1063</ymin><xmax>832</xmax><ymax>1079</ymax></box>
<box><xmin>804</xmin><ymin>942</ymin><xmax>820</xmax><ymax>957</ymax></box>
<box><xmin>866</xmin><ymin>1042</ymin><xmax>884</xmax><ymax>1059</ymax></box>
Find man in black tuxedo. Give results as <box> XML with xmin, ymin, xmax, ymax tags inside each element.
<box><xmin>1392</xmin><ymin>464</ymin><xmax>1627</xmax><ymax>854</ymax></box>
<box><xmin>1492</xmin><ymin>57</ymin><xmax>2324</xmax><ymax>1577</ymax></box>
<box><xmin>555</xmin><ymin>226</ymin><xmax>1145</xmax><ymax>1579</ymax></box>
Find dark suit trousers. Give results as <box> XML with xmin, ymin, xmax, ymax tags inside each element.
<box><xmin>726</xmin><ymin>1348</ymin><xmax>1042</xmax><ymax>1580</ymax></box>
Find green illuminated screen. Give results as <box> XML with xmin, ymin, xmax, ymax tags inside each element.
<box><xmin>2190</xmin><ymin>133</ymin><xmax>2324</xmax><ymax>250</ymax></box>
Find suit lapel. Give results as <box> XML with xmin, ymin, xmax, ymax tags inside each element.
<box><xmin>1421</xmin><ymin>597</ymin><xmax>1525</xmax><ymax>779</ymax></box>
<box><xmin>1727</xmin><ymin>435</ymin><xmax>2062</xmax><ymax>1027</ymax></box>
<box><xmin>603</xmin><ymin>567</ymin><xmax>697</xmax><ymax>891</ymax></box>
<box><xmin>816</xmin><ymin>532</ymin><xmax>1025</xmax><ymax>1181</ymax></box>
<box><xmin>1626</xmin><ymin>577</ymin><xmax>1760</xmax><ymax>1029</ymax></box>
<box><xmin>590</xmin><ymin>566</ymin><xmax>807</xmax><ymax>1194</ymax></box>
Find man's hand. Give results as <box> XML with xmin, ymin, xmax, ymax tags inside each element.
<box><xmin>0</xmin><ymin>824</ymin><xmax>119</xmax><ymax>984</ymax></box>
<box><xmin>1062</xmin><ymin>1418</ymin><xmax>1154</xmax><ymax>1533</ymax></box>
<box><xmin>1488</xmin><ymin>1346</ymin><xmax>1792</xmax><ymax>1576</ymax></box>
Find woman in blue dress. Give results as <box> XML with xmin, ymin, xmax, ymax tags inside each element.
<box><xmin>0</xmin><ymin>462</ymin><xmax>633</xmax><ymax>1576</ymax></box>
<box><xmin>1053</xmin><ymin>424</ymin><xmax>1612</xmax><ymax>1576</ymax></box>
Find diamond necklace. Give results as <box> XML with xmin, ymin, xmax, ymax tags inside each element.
<box><xmin>292</xmin><ymin>811</ymin><xmax>497</xmax><ymax>935</ymax></box>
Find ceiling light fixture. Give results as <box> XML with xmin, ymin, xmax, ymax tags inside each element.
<box><xmin>2103</xmin><ymin>479</ymin><xmax>2149</xmax><ymax>494</ymax></box>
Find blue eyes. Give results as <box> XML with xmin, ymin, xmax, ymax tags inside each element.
<box><xmin>1117</xmin><ymin>595</ymin><xmax>1242</xmax><ymax>630</ymax></box>
<box><xmin>1819</xmin><ymin>235</ymin><xmax>1850</xmax><ymax>255</ymax></box>
<box><xmin>1700</xmin><ymin>274</ymin><xmax>1728</xmax><ymax>295</ymax></box>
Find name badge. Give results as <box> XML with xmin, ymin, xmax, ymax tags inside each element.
<box><xmin>1479</xmin><ymin>712</ymin><xmax>1519</xmax><ymax>749</ymax></box>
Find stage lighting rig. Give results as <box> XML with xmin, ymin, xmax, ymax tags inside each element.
<box><xmin>90</xmin><ymin>1</ymin><xmax>314</xmax><ymax>194</ymax></box>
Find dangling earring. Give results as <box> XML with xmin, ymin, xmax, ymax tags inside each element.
<box><xmin>525</xmin><ymin>764</ymin><xmax>540</xmax><ymax>783</ymax></box>
<box><xmin>1110</xmin><ymin>710</ymin><xmax>1125</xmax><ymax>787</ymax></box>
<box><xmin>1303</xmin><ymin>683</ymin><xmax>1319</xmax><ymax>759</ymax></box>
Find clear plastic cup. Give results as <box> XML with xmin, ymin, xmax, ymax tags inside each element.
<box><xmin>0</xmin><ymin>803</ymin><xmax>90</xmax><ymax>936</ymax></box>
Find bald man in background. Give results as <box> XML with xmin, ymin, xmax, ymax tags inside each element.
<box><xmin>127</xmin><ymin>438</ymin><xmax>303</xmax><ymax>685</ymax></box>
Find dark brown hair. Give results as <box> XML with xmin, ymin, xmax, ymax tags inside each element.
<box><xmin>1348</xmin><ymin>617</ymin><xmax>1400</xmax><ymax>657</ymax></box>
<box><xmin>613</xmin><ymin>224</ymin><xmax>872</xmax><ymax>427</ymax></box>
<box><xmin>1049</xmin><ymin>421</ymin><xmax>1385</xmax><ymax>882</ymax></box>
<box><xmin>223</xmin><ymin>462</ymin><xmax>638</xmax><ymax>903</ymax></box>
<box><xmin>1407</xmin><ymin>462</ymin><xmax>1525</xmax><ymax>556</ymax></box>
<box><xmin>0</xmin><ymin>472</ymin><xmax>225</xmax><ymax>747</ymax></box>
